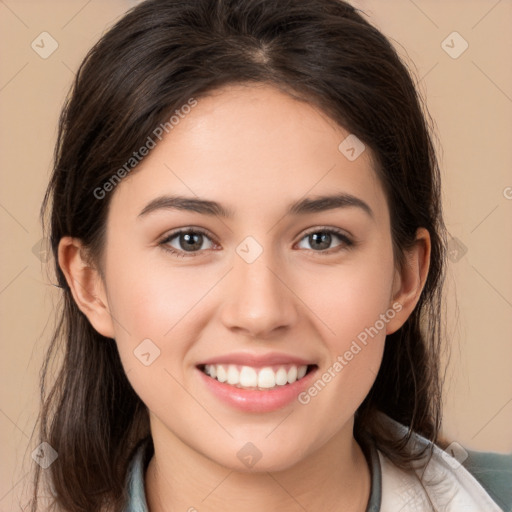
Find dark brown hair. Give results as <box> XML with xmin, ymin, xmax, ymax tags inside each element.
<box><xmin>34</xmin><ymin>0</ymin><xmax>448</xmax><ymax>510</ymax></box>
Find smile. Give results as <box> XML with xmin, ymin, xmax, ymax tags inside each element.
<box><xmin>200</xmin><ymin>363</ymin><xmax>314</xmax><ymax>390</ymax></box>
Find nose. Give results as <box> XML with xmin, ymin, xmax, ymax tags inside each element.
<box><xmin>219</xmin><ymin>246</ymin><xmax>299</xmax><ymax>339</ymax></box>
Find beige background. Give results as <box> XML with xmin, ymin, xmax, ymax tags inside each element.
<box><xmin>1</xmin><ymin>0</ymin><xmax>511</xmax><ymax>509</ymax></box>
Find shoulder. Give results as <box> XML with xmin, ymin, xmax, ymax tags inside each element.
<box><xmin>374</xmin><ymin>413</ymin><xmax>511</xmax><ymax>512</ymax></box>
<box><xmin>461</xmin><ymin>447</ymin><xmax>512</xmax><ymax>512</ymax></box>
<box><xmin>377</xmin><ymin>442</ymin><xmax>511</xmax><ymax>512</ymax></box>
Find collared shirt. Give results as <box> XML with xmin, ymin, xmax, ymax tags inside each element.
<box><xmin>124</xmin><ymin>415</ymin><xmax>512</xmax><ymax>511</ymax></box>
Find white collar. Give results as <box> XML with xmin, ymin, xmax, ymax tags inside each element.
<box><xmin>377</xmin><ymin>414</ymin><xmax>503</xmax><ymax>511</ymax></box>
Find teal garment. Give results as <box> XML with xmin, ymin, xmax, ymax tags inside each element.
<box><xmin>462</xmin><ymin>448</ymin><xmax>512</xmax><ymax>512</ymax></box>
<box><xmin>123</xmin><ymin>435</ymin><xmax>512</xmax><ymax>511</ymax></box>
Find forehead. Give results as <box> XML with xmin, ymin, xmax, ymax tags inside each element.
<box><xmin>108</xmin><ymin>83</ymin><xmax>388</xmax><ymax>225</ymax></box>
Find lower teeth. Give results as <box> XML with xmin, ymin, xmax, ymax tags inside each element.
<box><xmin>225</xmin><ymin>380</ymin><xmax>289</xmax><ymax>390</ymax></box>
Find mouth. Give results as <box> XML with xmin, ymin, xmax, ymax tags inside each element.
<box><xmin>197</xmin><ymin>363</ymin><xmax>318</xmax><ymax>391</ymax></box>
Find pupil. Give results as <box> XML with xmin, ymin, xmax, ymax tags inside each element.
<box><xmin>182</xmin><ymin>232</ymin><xmax>202</xmax><ymax>251</ymax></box>
<box><xmin>311</xmin><ymin>232</ymin><xmax>330</xmax><ymax>250</ymax></box>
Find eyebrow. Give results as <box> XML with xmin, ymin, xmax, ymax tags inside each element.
<box><xmin>137</xmin><ymin>193</ymin><xmax>374</xmax><ymax>220</ymax></box>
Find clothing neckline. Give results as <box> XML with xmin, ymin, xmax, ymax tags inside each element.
<box><xmin>125</xmin><ymin>431</ymin><xmax>382</xmax><ymax>511</ymax></box>
<box><xmin>359</xmin><ymin>430</ymin><xmax>383</xmax><ymax>512</ymax></box>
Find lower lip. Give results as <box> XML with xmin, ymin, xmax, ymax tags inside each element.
<box><xmin>197</xmin><ymin>366</ymin><xmax>318</xmax><ymax>413</ymax></box>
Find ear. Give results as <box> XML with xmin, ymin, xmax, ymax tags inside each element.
<box><xmin>386</xmin><ymin>227</ymin><xmax>431</xmax><ymax>335</ymax></box>
<box><xmin>57</xmin><ymin>236</ymin><xmax>115</xmax><ymax>339</ymax></box>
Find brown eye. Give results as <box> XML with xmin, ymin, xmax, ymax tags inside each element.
<box><xmin>296</xmin><ymin>228</ymin><xmax>353</xmax><ymax>253</ymax></box>
<box><xmin>160</xmin><ymin>229</ymin><xmax>216</xmax><ymax>257</ymax></box>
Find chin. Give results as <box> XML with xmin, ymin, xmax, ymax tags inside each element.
<box><xmin>200</xmin><ymin>438</ymin><xmax>310</xmax><ymax>474</ymax></box>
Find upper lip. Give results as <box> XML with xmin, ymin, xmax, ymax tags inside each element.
<box><xmin>197</xmin><ymin>352</ymin><xmax>316</xmax><ymax>367</ymax></box>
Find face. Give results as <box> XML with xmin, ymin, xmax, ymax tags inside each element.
<box><xmin>95</xmin><ymin>83</ymin><xmax>403</xmax><ymax>471</ymax></box>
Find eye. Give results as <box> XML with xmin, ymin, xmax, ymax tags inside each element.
<box><xmin>296</xmin><ymin>227</ymin><xmax>354</xmax><ymax>254</ymax></box>
<box><xmin>159</xmin><ymin>228</ymin><xmax>217</xmax><ymax>258</ymax></box>
<box><xmin>159</xmin><ymin>226</ymin><xmax>354</xmax><ymax>258</ymax></box>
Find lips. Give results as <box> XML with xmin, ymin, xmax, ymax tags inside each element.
<box><xmin>197</xmin><ymin>360</ymin><xmax>319</xmax><ymax>413</ymax></box>
<box><xmin>196</xmin><ymin>351</ymin><xmax>317</xmax><ymax>397</ymax></box>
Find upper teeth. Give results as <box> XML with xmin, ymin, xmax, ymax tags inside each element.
<box><xmin>203</xmin><ymin>364</ymin><xmax>308</xmax><ymax>389</ymax></box>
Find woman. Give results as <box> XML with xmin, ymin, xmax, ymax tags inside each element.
<box><xmin>34</xmin><ymin>0</ymin><xmax>512</xmax><ymax>510</ymax></box>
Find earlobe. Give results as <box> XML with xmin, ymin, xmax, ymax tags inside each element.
<box><xmin>386</xmin><ymin>228</ymin><xmax>431</xmax><ymax>335</ymax></box>
<box><xmin>57</xmin><ymin>236</ymin><xmax>115</xmax><ymax>339</ymax></box>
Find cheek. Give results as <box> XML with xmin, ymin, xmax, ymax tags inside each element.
<box><xmin>104</xmin><ymin>252</ymin><xmax>218</xmax><ymax>404</ymax></box>
<box><xmin>297</xmin><ymin>267</ymin><xmax>390</xmax><ymax>426</ymax></box>
<box><xmin>106</xmin><ymin>249</ymin><xmax>209</xmax><ymax>340</ymax></box>
<box><xmin>296</xmin><ymin>243</ymin><xmax>395</xmax><ymax>349</ymax></box>
<box><xmin>293</xmin><ymin>244</ymin><xmax>394</xmax><ymax>406</ymax></box>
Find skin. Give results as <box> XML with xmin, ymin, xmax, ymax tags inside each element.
<box><xmin>58</xmin><ymin>83</ymin><xmax>430</xmax><ymax>511</ymax></box>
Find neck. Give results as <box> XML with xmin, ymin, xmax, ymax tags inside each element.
<box><xmin>145</xmin><ymin>421</ymin><xmax>371</xmax><ymax>512</ymax></box>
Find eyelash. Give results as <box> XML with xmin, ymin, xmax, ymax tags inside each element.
<box><xmin>159</xmin><ymin>226</ymin><xmax>355</xmax><ymax>259</ymax></box>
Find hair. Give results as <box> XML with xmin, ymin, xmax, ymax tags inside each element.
<box><xmin>34</xmin><ymin>0</ymin><xmax>448</xmax><ymax>510</ymax></box>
